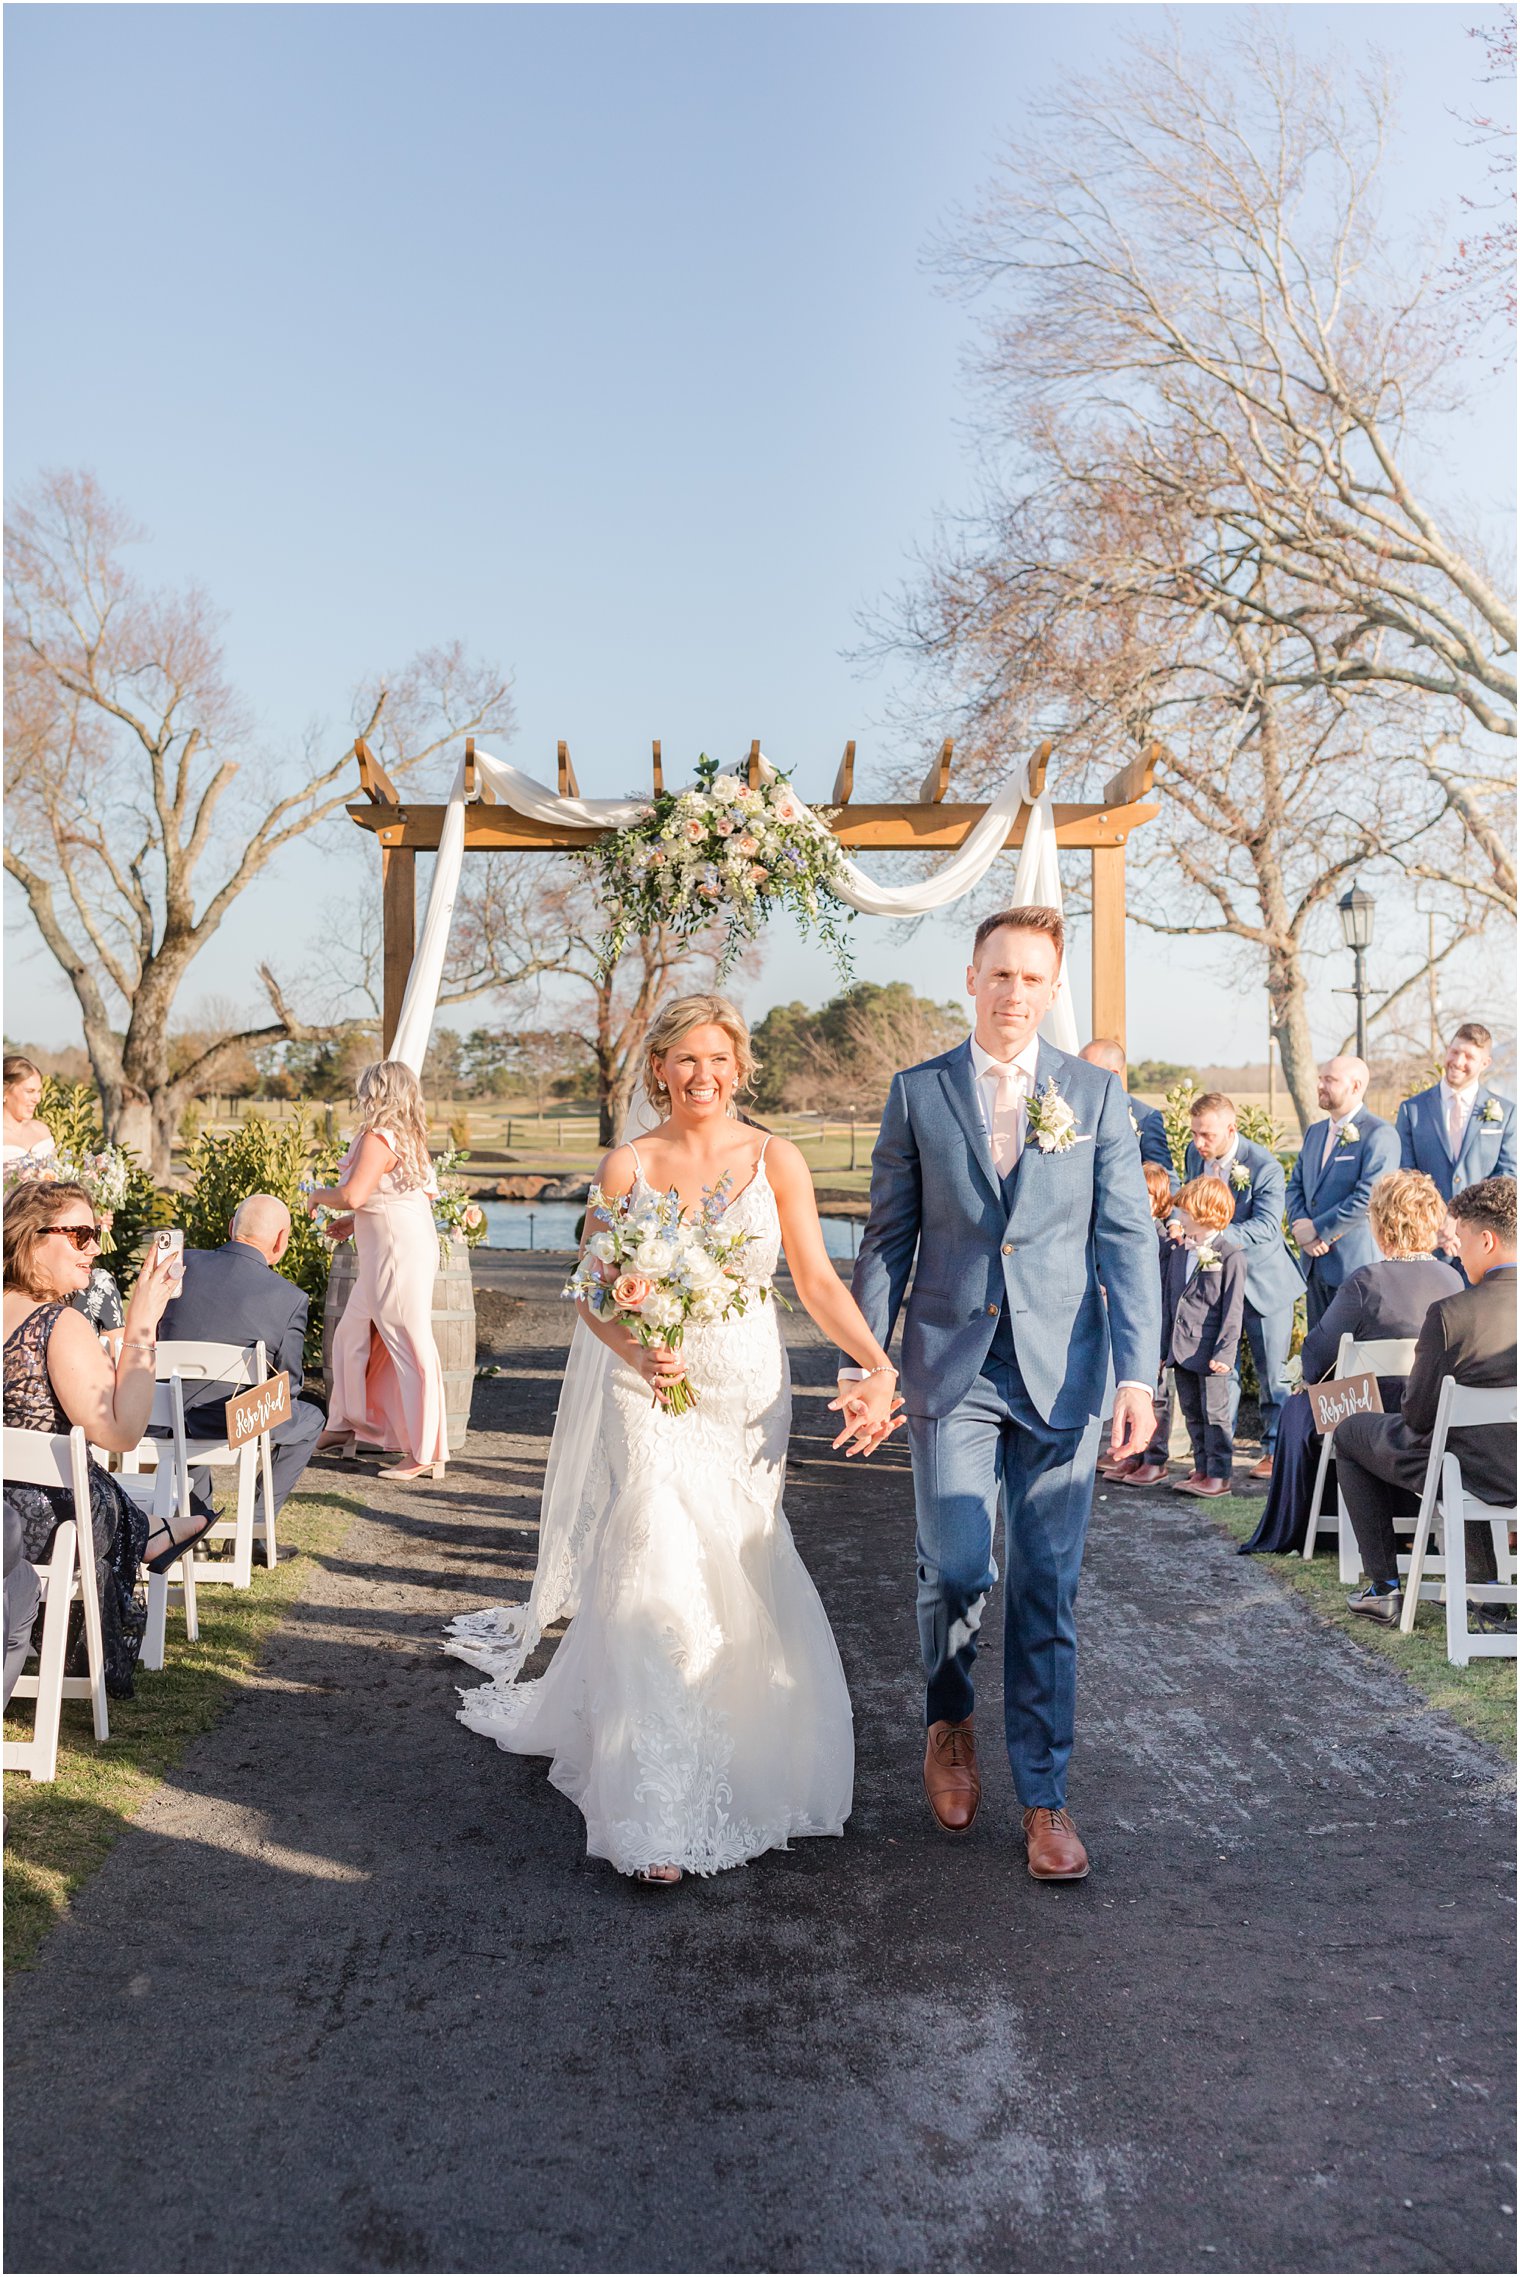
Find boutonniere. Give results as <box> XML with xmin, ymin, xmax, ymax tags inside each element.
<box><xmin>1026</xmin><ymin>1078</ymin><xmax>1079</xmax><ymax>1153</ymax></box>
<box><xmin>1482</xmin><ymin>1099</ymin><xmax>1504</xmax><ymax>1125</ymax></box>
<box><xmin>1228</xmin><ymin>1161</ymin><xmax>1251</xmax><ymax>1191</ymax></box>
<box><xmin>1194</xmin><ymin>1244</ymin><xmax>1223</xmax><ymax>1271</ymax></box>
<box><xmin>1338</xmin><ymin>1123</ymin><xmax>1361</xmax><ymax>1148</ymax></box>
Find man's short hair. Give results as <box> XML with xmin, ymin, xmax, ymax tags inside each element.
<box><xmin>1190</xmin><ymin>1091</ymin><xmax>1236</xmax><ymax>1121</ymax></box>
<box><xmin>1449</xmin><ymin>1176</ymin><xmax>1516</xmax><ymax>1245</ymax></box>
<box><xmin>1453</xmin><ymin>1022</ymin><xmax>1493</xmax><ymax>1051</ymax></box>
<box><xmin>972</xmin><ymin>906</ymin><xmax>1065</xmax><ymax>965</ymax></box>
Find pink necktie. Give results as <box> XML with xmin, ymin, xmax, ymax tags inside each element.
<box><xmin>990</xmin><ymin>1069</ymin><xmax>1022</xmax><ymax>1174</ymax></box>
<box><xmin>1321</xmin><ymin>1119</ymin><xmax>1339</xmax><ymax>1173</ymax></box>
<box><xmin>1448</xmin><ymin>1094</ymin><xmax>1465</xmax><ymax>1158</ymax></box>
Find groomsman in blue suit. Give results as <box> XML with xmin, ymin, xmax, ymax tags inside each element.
<box><xmin>1079</xmin><ymin>1039</ymin><xmax>1174</xmax><ymax>1173</ymax></box>
<box><xmin>1396</xmin><ymin>1023</ymin><xmax>1516</xmax><ymax>1204</ymax></box>
<box><xmin>1286</xmin><ymin>1055</ymin><xmax>1401</xmax><ymax>1333</ymax></box>
<box><xmin>1183</xmin><ymin>1093</ymin><xmax>1303</xmax><ymax>1479</ymax></box>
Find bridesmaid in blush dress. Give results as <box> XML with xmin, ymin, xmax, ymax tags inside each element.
<box><xmin>309</xmin><ymin>1061</ymin><xmax>448</xmax><ymax>1482</ymax></box>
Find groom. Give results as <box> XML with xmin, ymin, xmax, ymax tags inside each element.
<box><xmin>849</xmin><ymin>907</ymin><xmax>1160</xmax><ymax>1879</ymax></box>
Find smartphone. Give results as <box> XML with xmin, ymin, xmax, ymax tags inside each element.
<box><xmin>154</xmin><ymin>1228</ymin><xmax>185</xmax><ymax>1280</ymax></box>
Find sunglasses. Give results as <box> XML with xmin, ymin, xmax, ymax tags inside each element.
<box><xmin>44</xmin><ymin>1223</ymin><xmax>101</xmax><ymax>1253</ymax></box>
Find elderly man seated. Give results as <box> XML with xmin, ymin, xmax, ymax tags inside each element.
<box><xmin>159</xmin><ymin>1194</ymin><xmax>323</xmax><ymax>1528</ymax></box>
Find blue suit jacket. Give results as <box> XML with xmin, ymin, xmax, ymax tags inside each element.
<box><xmin>1125</xmin><ymin>1092</ymin><xmax>1174</xmax><ymax>1173</ymax></box>
<box><xmin>1182</xmin><ymin>1137</ymin><xmax>1303</xmax><ymax>1320</ymax></box>
<box><xmin>1284</xmin><ymin>1110</ymin><xmax>1401</xmax><ymax>1293</ymax></box>
<box><xmin>160</xmin><ymin>1241</ymin><xmax>310</xmax><ymax>1412</ymax></box>
<box><xmin>1395</xmin><ymin>1084</ymin><xmax>1516</xmax><ymax>1202</ymax></box>
<box><xmin>852</xmin><ymin>1040</ymin><xmax>1161</xmax><ymax>1428</ymax></box>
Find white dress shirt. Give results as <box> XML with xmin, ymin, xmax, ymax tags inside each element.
<box><xmin>1440</xmin><ymin>1078</ymin><xmax>1479</xmax><ymax>1155</ymax></box>
<box><xmin>969</xmin><ymin>1031</ymin><xmax>1041</xmax><ymax>1171</ymax></box>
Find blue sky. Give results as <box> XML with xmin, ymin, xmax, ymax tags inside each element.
<box><xmin>5</xmin><ymin>2</ymin><xmax>1513</xmax><ymax>1064</ymax></box>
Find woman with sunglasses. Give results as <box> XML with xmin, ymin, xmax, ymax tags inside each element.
<box><xmin>3</xmin><ymin>1183</ymin><xmax>215</xmax><ymax>1695</ymax></box>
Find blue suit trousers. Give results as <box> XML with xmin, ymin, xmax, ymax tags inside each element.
<box><xmin>906</xmin><ymin>1332</ymin><xmax>1101</xmax><ymax>1810</ymax></box>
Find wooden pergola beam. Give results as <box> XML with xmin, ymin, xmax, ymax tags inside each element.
<box><xmin>364</xmin><ymin>738</ymin><xmax>1161</xmax><ymax>1056</ymax></box>
<box><xmin>348</xmin><ymin>795</ymin><xmax>1159</xmax><ymax>853</ymax></box>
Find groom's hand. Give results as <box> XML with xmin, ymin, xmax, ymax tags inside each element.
<box><xmin>829</xmin><ymin>1376</ymin><xmax>905</xmax><ymax>1458</ymax></box>
<box><xmin>1108</xmin><ymin>1385</ymin><xmax>1156</xmax><ymax>1462</ymax></box>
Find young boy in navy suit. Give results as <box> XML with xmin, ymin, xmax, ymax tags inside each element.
<box><xmin>1104</xmin><ymin>1161</ymin><xmax>1180</xmax><ymax>1482</ymax></box>
<box><xmin>1163</xmin><ymin>1178</ymin><xmax>1247</xmax><ymax>1498</ymax></box>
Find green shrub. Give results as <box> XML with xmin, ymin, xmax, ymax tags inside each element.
<box><xmin>181</xmin><ymin>1111</ymin><xmax>340</xmax><ymax>1372</ymax></box>
<box><xmin>1161</xmin><ymin>1074</ymin><xmax>1199</xmax><ymax>1178</ymax></box>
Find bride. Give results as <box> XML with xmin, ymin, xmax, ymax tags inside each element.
<box><xmin>448</xmin><ymin>993</ymin><xmax>902</xmax><ymax>1885</ymax></box>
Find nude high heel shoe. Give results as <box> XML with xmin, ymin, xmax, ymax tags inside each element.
<box><xmin>378</xmin><ymin>1461</ymin><xmax>445</xmax><ymax>1482</ymax></box>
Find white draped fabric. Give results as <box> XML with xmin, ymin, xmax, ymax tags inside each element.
<box><xmin>388</xmin><ymin>747</ymin><xmax>1075</xmax><ymax>1071</ymax></box>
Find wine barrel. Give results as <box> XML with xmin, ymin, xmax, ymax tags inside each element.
<box><xmin>321</xmin><ymin>1234</ymin><xmax>476</xmax><ymax>1453</ymax></box>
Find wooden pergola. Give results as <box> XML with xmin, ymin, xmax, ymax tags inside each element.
<box><xmin>346</xmin><ymin>738</ymin><xmax>1162</xmax><ymax>1057</ymax></box>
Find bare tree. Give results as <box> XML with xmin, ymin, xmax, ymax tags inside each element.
<box><xmin>4</xmin><ymin>470</ymin><xmax>516</xmax><ymax>1176</ymax></box>
<box><xmin>1445</xmin><ymin>8</ymin><xmax>1517</xmax><ymax>338</ymax></box>
<box><xmin>873</xmin><ymin>18</ymin><xmax>1515</xmax><ymax>1122</ymax></box>
<box><xmin>934</xmin><ymin>20</ymin><xmax>1515</xmax><ymax>742</ymax></box>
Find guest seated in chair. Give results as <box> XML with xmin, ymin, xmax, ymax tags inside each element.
<box><xmin>1241</xmin><ymin>1171</ymin><xmax>1461</xmax><ymax>1555</ymax></box>
<box><xmin>1336</xmin><ymin>1177</ymin><xmax>1516</xmax><ymax>1627</ymax></box>
<box><xmin>158</xmin><ymin>1195</ymin><xmax>323</xmax><ymax>1529</ymax></box>
<box><xmin>2</xmin><ymin>1183</ymin><xmax>210</xmax><ymax>1696</ymax></box>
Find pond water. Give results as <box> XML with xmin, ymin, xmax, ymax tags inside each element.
<box><xmin>480</xmin><ymin>1198</ymin><xmax>863</xmax><ymax>1260</ymax></box>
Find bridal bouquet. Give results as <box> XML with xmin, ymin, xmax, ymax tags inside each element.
<box><xmin>564</xmin><ymin>1173</ymin><xmax>778</xmax><ymax>1415</ymax></box>
<box><xmin>589</xmin><ymin>753</ymin><xmax>854</xmax><ymax>982</ymax></box>
<box><xmin>432</xmin><ymin>1146</ymin><xmax>488</xmax><ymax>1269</ymax></box>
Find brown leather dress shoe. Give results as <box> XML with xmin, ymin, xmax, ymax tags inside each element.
<box><xmin>1174</xmin><ymin>1475</ymin><xmax>1230</xmax><ymax>1497</ymax></box>
<box><xmin>1022</xmin><ymin>1806</ymin><xmax>1090</xmax><ymax>1880</ymax></box>
<box><xmin>923</xmin><ymin>1718</ymin><xmax>981</xmax><ymax>1834</ymax></box>
<box><xmin>1126</xmin><ymin>1462</ymin><xmax>1170</xmax><ymax>1486</ymax></box>
<box><xmin>1249</xmin><ymin>1454</ymin><xmax>1274</xmax><ymax>1480</ymax></box>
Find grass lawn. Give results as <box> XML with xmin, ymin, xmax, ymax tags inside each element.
<box><xmin>1205</xmin><ymin>1492</ymin><xmax>1516</xmax><ymax>1760</ymax></box>
<box><xmin>2</xmin><ymin>1485</ymin><xmax>359</xmax><ymax>1978</ymax></box>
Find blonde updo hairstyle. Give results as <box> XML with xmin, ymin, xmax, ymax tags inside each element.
<box><xmin>353</xmin><ymin>1061</ymin><xmax>433</xmax><ymax>1191</ymax></box>
<box><xmin>642</xmin><ymin>995</ymin><xmax>757</xmax><ymax>1113</ymax></box>
<box><xmin>1368</xmin><ymin>1169</ymin><xmax>1446</xmax><ymax>1260</ymax></box>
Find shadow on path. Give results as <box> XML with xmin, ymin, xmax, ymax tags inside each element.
<box><xmin>4</xmin><ymin>1339</ymin><xmax>1514</xmax><ymax>2275</ymax></box>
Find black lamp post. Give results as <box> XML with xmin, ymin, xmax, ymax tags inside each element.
<box><xmin>1336</xmin><ymin>884</ymin><xmax>1376</xmax><ymax>1059</ymax></box>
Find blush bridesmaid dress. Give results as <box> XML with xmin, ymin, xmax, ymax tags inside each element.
<box><xmin>326</xmin><ymin>1127</ymin><xmax>448</xmax><ymax>1471</ymax></box>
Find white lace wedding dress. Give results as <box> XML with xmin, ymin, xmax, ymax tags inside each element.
<box><xmin>450</xmin><ymin>1151</ymin><xmax>854</xmax><ymax>1877</ymax></box>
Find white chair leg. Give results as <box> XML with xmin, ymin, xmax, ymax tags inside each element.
<box><xmin>181</xmin><ymin>1551</ymin><xmax>199</xmax><ymax>1643</ymax></box>
<box><xmin>232</xmin><ymin>1451</ymin><xmax>255</xmax><ymax>1588</ymax></box>
<box><xmin>141</xmin><ymin>1573</ymin><xmax>168</xmax><ymax>1671</ymax></box>
<box><xmin>1400</xmin><ymin>1490</ymin><xmax>1440</xmax><ymax>1635</ymax></box>
<box><xmin>75</xmin><ymin>1543</ymin><xmax>110</xmax><ymax>1746</ymax></box>
<box><xmin>1302</xmin><ymin>1436</ymin><xmax>1333</xmax><ymax>1562</ymax></box>
<box><xmin>1444</xmin><ymin>1477</ymin><xmax>1470</xmax><ymax>1667</ymax></box>
<box><xmin>260</xmin><ymin>1435</ymin><xmax>277</xmax><ymax>1568</ymax></box>
<box><xmin>5</xmin><ymin>1530</ymin><xmax>77</xmax><ymax>1782</ymax></box>
<box><xmin>1336</xmin><ymin>1489</ymin><xmax>1361</xmax><ymax>1584</ymax></box>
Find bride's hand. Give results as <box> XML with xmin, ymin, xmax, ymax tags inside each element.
<box><xmin>829</xmin><ymin>1373</ymin><xmax>905</xmax><ymax>1457</ymax></box>
<box><xmin>631</xmin><ymin>1340</ymin><xmax>687</xmax><ymax>1404</ymax></box>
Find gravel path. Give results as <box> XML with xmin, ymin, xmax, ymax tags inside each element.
<box><xmin>5</xmin><ymin>1258</ymin><xmax>1514</xmax><ymax>2274</ymax></box>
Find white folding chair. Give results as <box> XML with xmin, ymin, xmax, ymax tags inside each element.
<box><xmin>153</xmin><ymin>1340</ymin><xmax>276</xmax><ymax>1588</ymax></box>
<box><xmin>2</xmin><ymin>1425</ymin><xmax>109</xmax><ymax>1778</ymax></box>
<box><xmin>1399</xmin><ymin>1379</ymin><xmax>1517</xmax><ymax>1665</ymax></box>
<box><xmin>113</xmin><ymin>1376</ymin><xmax>201</xmax><ymax>1670</ymax></box>
<box><xmin>1302</xmin><ymin>1335</ymin><xmax>1419</xmax><ymax>1581</ymax></box>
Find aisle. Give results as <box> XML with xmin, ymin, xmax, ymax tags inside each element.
<box><xmin>4</xmin><ymin>1289</ymin><xmax>1514</xmax><ymax>2275</ymax></box>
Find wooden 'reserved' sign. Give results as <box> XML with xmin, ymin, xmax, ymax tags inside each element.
<box><xmin>224</xmin><ymin>1373</ymin><xmax>291</xmax><ymax>1446</ymax></box>
<box><xmin>1306</xmin><ymin>1372</ymin><xmax>1384</xmax><ymax>1436</ymax></box>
